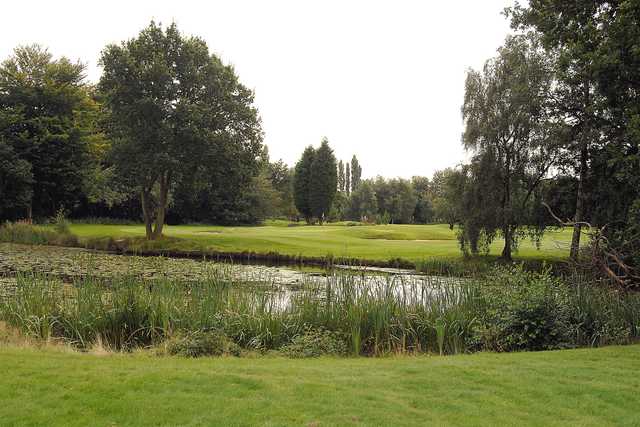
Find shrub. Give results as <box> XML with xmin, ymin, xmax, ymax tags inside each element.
<box><xmin>475</xmin><ymin>266</ymin><xmax>572</xmax><ymax>351</ymax></box>
<box><xmin>375</xmin><ymin>212</ymin><xmax>391</xmax><ymax>225</ymax></box>
<box><xmin>166</xmin><ymin>330</ymin><xmax>240</xmax><ymax>357</ymax></box>
<box><xmin>52</xmin><ymin>208</ymin><xmax>71</xmax><ymax>235</ymax></box>
<box><xmin>280</xmin><ymin>328</ymin><xmax>348</xmax><ymax>358</ymax></box>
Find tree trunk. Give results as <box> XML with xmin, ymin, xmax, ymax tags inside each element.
<box><xmin>571</xmin><ymin>82</ymin><xmax>591</xmax><ymax>261</ymax></box>
<box><xmin>570</xmin><ymin>142</ymin><xmax>588</xmax><ymax>260</ymax></box>
<box><xmin>141</xmin><ymin>189</ymin><xmax>154</xmax><ymax>240</ymax></box>
<box><xmin>502</xmin><ymin>225</ymin><xmax>512</xmax><ymax>261</ymax></box>
<box><xmin>151</xmin><ymin>172</ymin><xmax>170</xmax><ymax>239</ymax></box>
<box><xmin>501</xmin><ymin>150</ymin><xmax>513</xmax><ymax>261</ymax></box>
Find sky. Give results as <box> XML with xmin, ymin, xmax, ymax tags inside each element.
<box><xmin>1</xmin><ymin>0</ymin><xmax>516</xmax><ymax>179</ymax></box>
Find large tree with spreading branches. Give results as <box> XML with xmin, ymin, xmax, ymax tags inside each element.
<box><xmin>99</xmin><ymin>22</ymin><xmax>263</xmax><ymax>239</ymax></box>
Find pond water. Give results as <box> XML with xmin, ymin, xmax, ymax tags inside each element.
<box><xmin>0</xmin><ymin>243</ymin><xmax>466</xmax><ymax>307</ymax></box>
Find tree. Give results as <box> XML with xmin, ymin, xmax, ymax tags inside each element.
<box><xmin>0</xmin><ymin>45</ymin><xmax>96</xmax><ymax>220</ymax></box>
<box><xmin>412</xmin><ymin>176</ymin><xmax>434</xmax><ymax>224</ymax></box>
<box><xmin>242</xmin><ymin>169</ymin><xmax>281</xmax><ymax>223</ymax></box>
<box><xmin>508</xmin><ymin>0</ymin><xmax>640</xmax><ymax>263</ymax></box>
<box><xmin>347</xmin><ymin>179</ymin><xmax>377</xmax><ymax>222</ymax></box>
<box><xmin>461</xmin><ymin>34</ymin><xmax>559</xmax><ymax>260</ymax></box>
<box><xmin>508</xmin><ymin>2</ymin><xmax>603</xmax><ymax>260</ymax></box>
<box><xmin>99</xmin><ymin>22</ymin><xmax>262</xmax><ymax>239</ymax></box>
<box><xmin>370</xmin><ymin>177</ymin><xmax>417</xmax><ymax>224</ymax></box>
<box><xmin>329</xmin><ymin>190</ymin><xmax>348</xmax><ymax>221</ymax></box>
<box><xmin>387</xmin><ymin>178</ymin><xmax>417</xmax><ymax>224</ymax></box>
<box><xmin>293</xmin><ymin>145</ymin><xmax>316</xmax><ymax>223</ymax></box>
<box><xmin>309</xmin><ymin>138</ymin><xmax>337</xmax><ymax>224</ymax></box>
<box><xmin>0</xmin><ymin>139</ymin><xmax>32</xmax><ymax>219</ymax></box>
<box><xmin>267</xmin><ymin>159</ymin><xmax>297</xmax><ymax>219</ymax></box>
<box><xmin>350</xmin><ymin>155</ymin><xmax>362</xmax><ymax>192</ymax></box>
<box><xmin>345</xmin><ymin>163</ymin><xmax>351</xmax><ymax>196</ymax></box>
<box><xmin>431</xmin><ymin>167</ymin><xmax>467</xmax><ymax>229</ymax></box>
<box><xmin>337</xmin><ymin>160</ymin><xmax>345</xmax><ymax>192</ymax></box>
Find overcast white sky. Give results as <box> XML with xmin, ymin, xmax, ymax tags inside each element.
<box><xmin>2</xmin><ymin>0</ymin><xmax>516</xmax><ymax>179</ymax></box>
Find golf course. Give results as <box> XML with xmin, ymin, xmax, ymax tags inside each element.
<box><xmin>2</xmin><ymin>0</ymin><xmax>640</xmax><ymax>425</ymax></box>
<box><xmin>69</xmin><ymin>222</ymin><xmax>572</xmax><ymax>263</ymax></box>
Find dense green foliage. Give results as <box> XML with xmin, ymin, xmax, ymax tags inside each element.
<box><xmin>460</xmin><ymin>34</ymin><xmax>558</xmax><ymax>260</ymax></box>
<box><xmin>506</xmin><ymin>0</ymin><xmax>640</xmax><ymax>285</ymax></box>
<box><xmin>293</xmin><ymin>145</ymin><xmax>316</xmax><ymax>222</ymax></box>
<box><xmin>346</xmin><ymin>180</ymin><xmax>378</xmax><ymax>222</ymax></box>
<box><xmin>0</xmin><ymin>141</ymin><xmax>32</xmax><ymax>218</ymax></box>
<box><xmin>99</xmin><ymin>22</ymin><xmax>263</xmax><ymax>239</ymax></box>
<box><xmin>293</xmin><ymin>139</ymin><xmax>338</xmax><ymax>224</ymax></box>
<box><xmin>280</xmin><ymin>328</ymin><xmax>349</xmax><ymax>358</ymax></box>
<box><xmin>308</xmin><ymin>138</ymin><xmax>337</xmax><ymax>223</ymax></box>
<box><xmin>0</xmin><ymin>45</ymin><xmax>98</xmax><ymax>220</ymax></box>
<box><xmin>166</xmin><ymin>330</ymin><xmax>241</xmax><ymax>357</ymax></box>
<box><xmin>350</xmin><ymin>155</ymin><xmax>362</xmax><ymax>192</ymax></box>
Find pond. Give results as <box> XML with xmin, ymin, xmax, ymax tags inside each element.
<box><xmin>0</xmin><ymin>243</ymin><xmax>466</xmax><ymax>309</ymax></box>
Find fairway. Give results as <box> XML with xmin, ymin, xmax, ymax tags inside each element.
<box><xmin>0</xmin><ymin>345</ymin><xmax>638</xmax><ymax>426</ymax></box>
<box><xmin>70</xmin><ymin>222</ymin><xmax>572</xmax><ymax>262</ymax></box>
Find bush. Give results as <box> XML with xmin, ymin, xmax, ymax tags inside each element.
<box><xmin>475</xmin><ymin>266</ymin><xmax>572</xmax><ymax>352</ymax></box>
<box><xmin>281</xmin><ymin>328</ymin><xmax>348</xmax><ymax>358</ymax></box>
<box><xmin>375</xmin><ymin>212</ymin><xmax>391</xmax><ymax>225</ymax></box>
<box><xmin>166</xmin><ymin>330</ymin><xmax>240</xmax><ymax>358</ymax></box>
<box><xmin>52</xmin><ymin>209</ymin><xmax>71</xmax><ymax>235</ymax></box>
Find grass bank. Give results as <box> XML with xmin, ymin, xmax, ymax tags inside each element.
<box><xmin>0</xmin><ymin>345</ymin><xmax>638</xmax><ymax>426</ymax></box>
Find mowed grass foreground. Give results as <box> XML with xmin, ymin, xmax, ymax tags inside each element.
<box><xmin>70</xmin><ymin>222</ymin><xmax>572</xmax><ymax>262</ymax></box>
<box><xmin>0</xmin><ymin>345</ymin><xmax>638</xmax><ymax>426</ymax></box>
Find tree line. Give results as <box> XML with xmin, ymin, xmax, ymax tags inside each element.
<box><xmin>0</xmin><ymin>22</ymin><xmax>291</xmax><ymax>237</ymax></box>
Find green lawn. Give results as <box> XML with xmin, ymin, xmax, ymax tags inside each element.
<box><xmin>70</xmin><ymin>222</ymin><xmax>572</xmax><ymax>262</ymax></box>
<box><xmin>1</xmin><ymin>345</ymin><xmax>638</xmax><ymax>426</ymax></box>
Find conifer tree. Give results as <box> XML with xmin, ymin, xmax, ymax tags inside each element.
<box><xmin>351</xmin><ymin>155</ymin><xmax>362</xmax><ymax>192</ymax></box>
<box><xmin>345</xmin><ymin>163</ymin><xmax>351</xmax><ymax>196</ymax></box>
<box><xmin>309</xmin><ymin>138</ymin><xmax>337</xmax><ymax>224</ymax></box>
<box><xmin>338</xmin><ymin>160</ymin><xmax>345</xmax><ymax>192</ymax></box>
<box><xmin>293</xmin><ymin>145</ymin><xmax>316</xmax><ymax>223</ymax></box>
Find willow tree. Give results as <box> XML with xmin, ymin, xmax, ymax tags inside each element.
<box><xmin>461</xmin><ymin>34</ymin><xmax>560</xmax><ymax>260</ymax></box>
<box><xmin>99</xmin><ymin>22</ymin><xmax>262</xmax><ymax>239</ymax></box>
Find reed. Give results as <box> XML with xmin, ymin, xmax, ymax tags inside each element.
<box><xmin>1</xmin><ymin>266</ymin><xmax>638</xmax><ymax>355</ymax></box>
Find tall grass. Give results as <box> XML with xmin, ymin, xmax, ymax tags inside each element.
<box><xmin>1</xmin><ymin>267</ymin><xmax>638</xmax><ymax>355</ymax></box>
<box><xmin>0</xmin><ymin>221</ymin><xmax>78</xmax><ymax>247</ymax></box>
<box><xmin>414</xmin><ymin>258</ymin><xmax>490</xmax><ymax>277</ymax></box>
